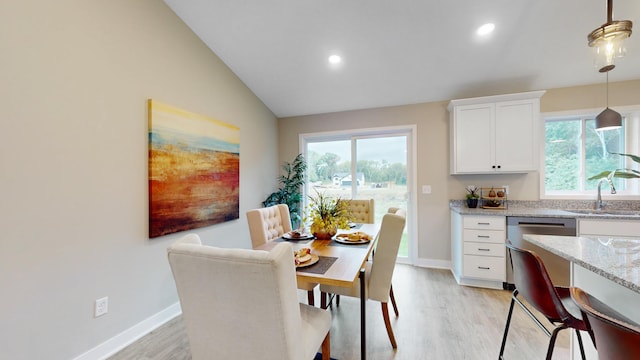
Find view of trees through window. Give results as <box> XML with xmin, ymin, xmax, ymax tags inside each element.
<box><xmin>304</xmin><ymin>135</ymin><xmax>410</xmax><ymax>258</ymax></box>
<box><xmin>306</xmin><ymin>151</ymin><xmax>407</xmax><ymax>186</ymax></box>
<box><xmin>545</xmin><ymin>117</ymin><xmax>625</xmax><ymax>193</ymax></box>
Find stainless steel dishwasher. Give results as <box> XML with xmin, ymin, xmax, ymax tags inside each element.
<box><xmin>506</xmin><ymin>216</ymin><xmax>577</xmax><ymax>287</ymax></box>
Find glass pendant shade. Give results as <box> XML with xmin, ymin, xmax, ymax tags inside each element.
<box><xmin>587</xmin><ymin>0</ymin><xmax>632</xmax><ymax>72</ymax></box>
<box><xmin>595</xmin><ymin>107</ymin><xmax>622</xmax><ymax>131</ymax></box>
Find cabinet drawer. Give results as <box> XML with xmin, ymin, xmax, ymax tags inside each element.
<box><xmin>463</xmin><ymin>216</ymin><xmax>505</xmax><ymax>230</ymax></box>
<box><xmin>463</xmin><ymin>229</ymin><xmax>505</xmax><ymax>244</ymax></box>
<box><xmin>463</xmin><ymin>255</ymin><xmax>506</xmax><ymax>281</ymax></box>
<box><xmin>579</xmin><ymin>219</ymin><xmax>640</xmax><ymax>237</ymax></box>
<box><xmin>463</xmin><ymin>242</ymin><xmax>505</xmax><ymax>257</ymax></box>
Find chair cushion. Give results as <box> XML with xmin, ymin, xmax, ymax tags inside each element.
<box><xmin>300</xmin><ymin>304</ymin><xmax>332</xmax><ymax>359</ymax></box>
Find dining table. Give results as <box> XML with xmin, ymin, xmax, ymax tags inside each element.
<box><xmin>255</xmin><ymin>223</ymin><xmax>380</xmax><ymax>360</ymax></box>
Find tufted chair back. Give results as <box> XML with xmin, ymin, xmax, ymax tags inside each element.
<box><xmin>167</xmin><ymin>234</ymin><xmax>332</xmax><ymax>360</ymax></box>
<box><xmin>345</xmin><ymin>199</ymin><xmax>375</xmax><ymax>224</ymax></box>
<box><xmin>246</xmin><ymin>204</ymin><xmax>292</xmax><ymax>248</ymax></box>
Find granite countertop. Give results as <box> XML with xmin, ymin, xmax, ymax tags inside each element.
<box><xmin>450</xmin><ymin>200</ymin><xmax>640</xmax><ymax>220</ymax></box>
<box><xmin>523</xmin><ymin>234</ymin><xmax>640</xmax><ymax>294</ymax></box>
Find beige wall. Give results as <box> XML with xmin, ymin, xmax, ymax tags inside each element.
<box><xmin>278</xmin><ymin>79</ymin><xmax>640</xmax><ymax>264</ymax></box>
<box><xmin>0</xmin><ymin>1</ymin><xmax>278</xmax><ymax>359</ymax></box>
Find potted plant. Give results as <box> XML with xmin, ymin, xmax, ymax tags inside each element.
<box><xmin>466</xmin><ymin>185</ymin><xmax>480</xmax><ymax>208</ymax></box>
<box><xmin>588</xmin><ymin>152</ymin><xmax>640</xmax><ymax>181</ymax></box>
<box><xmin>305</xmin><ymin>190</ymin><xmax>351</xmax><ymax>239</ymax></box>
<box><xmin>263</xmin><ymin>153</ymin><xmax>307</xmax><ymax>228</ymax></box>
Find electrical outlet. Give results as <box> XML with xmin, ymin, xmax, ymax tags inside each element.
<box><xmin>422</xmin><ymin>185</ymin><xmax>432</xmax><ymax>194</ymax></box>
<box><xmin>95</xmin><ymin>296</ymin><xmax>108</xmax><ymax>318</ymax></box>
<box><xmin>502</xmin><ymin>185</ymin><xmax>509</xmax><ymax>195</ymax></box>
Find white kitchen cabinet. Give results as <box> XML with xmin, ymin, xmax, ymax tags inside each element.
<box><xmin>451</xmin><ymin>211</ymin><xmax>506</xmax><ymax>289</ymax></box>
<box><xmin>578</xmin><ymin>218</ymin><xmax>640</xmax><ymax>237</ymax></box>
<box><xmin>448</xmin><ymin>90</ymin><xmax>545</xmax><ymax>174</ymax></box>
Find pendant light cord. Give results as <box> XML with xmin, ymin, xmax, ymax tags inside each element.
<box><xmin>606</xmin><ymin>71</ymin><xmax>609</xmax><ymax>108</ymax></box>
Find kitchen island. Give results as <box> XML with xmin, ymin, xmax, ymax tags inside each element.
<box><xmin>522</xmin><ymin>234</ymin><xmax>640</xmax><ymax>360</ymax></box>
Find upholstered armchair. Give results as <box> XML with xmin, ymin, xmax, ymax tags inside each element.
<box><xmin>246</xmin><ymin>204</ymin><xmax>318</xmax><ymax>305</ymax></box>
<box><xmin>167</xmin><ymin>234</ymin><xmax>331</xmax><ymax>360</ymax></box>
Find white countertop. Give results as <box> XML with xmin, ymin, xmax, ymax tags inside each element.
<box><xmin>522</xmin><ymin>234</ymin><xmax>640</xmax><ymax>294</ymax></box>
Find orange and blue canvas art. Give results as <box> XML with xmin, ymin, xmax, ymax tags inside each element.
<box><xmin>148</xmin><ymin>100</ymin><xmax>240</xmax><ymax>238</ymax></box>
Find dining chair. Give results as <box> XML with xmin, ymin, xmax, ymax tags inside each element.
<box><xmin>167</xmin><ymin>234</ymin><xmax>331</xmax><ymax>360</ymax></box>
<box><xmin>345</xmin><ymin>199</ymin><xmax>375</xmax><ymax>224</ymax></box>
<box><xmin>385</xmin><ymin>207</ymin><xmax>404</xmax><ymax>317</ymax></box>
<box><xmin>320</xmin><ymin>208</ymin><xmax>406</xmax><ymax>348</ymax></box>
<box><xmin>246</xmin><ymin>204</ymin><xmax>318</xmax><ymax>305</ymax></box>
<box><xmin>499</xmin><ymin>243</ymin><xmax>593</xmax><ymax>360</ymax></box>
<box><xmin>570</xmin><ymin>287</ymin><xmax>640</xmax><ymax>360</ymax></box>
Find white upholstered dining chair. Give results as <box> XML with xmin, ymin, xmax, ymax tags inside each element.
<box><xmin>345</xmin><ymin>199</ymin><xmax>375</xmax><ymax>224</ymax></box>
<box><xmin>246</xmin><ymin>204</ymin><xmax>318</xmax><ymax>305</ymax></box>
<box><xmin>320</xmin><ymin>208</ymin><xmax>406</xmax><ymax>348</ymax></box>
<box><xmin>167</xmin><ymin>234</ymin><xmax>331</xmax><ymax>360</ymax></box>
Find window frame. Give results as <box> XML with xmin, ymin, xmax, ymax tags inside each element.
<box><xmin>540</xmin><ymin>105</ymin><xmax>640</xmax><ymax>200</ymax></box>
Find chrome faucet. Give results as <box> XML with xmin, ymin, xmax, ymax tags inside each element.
<box><xmin>596</xmin><ymin>177</ymin><xmax>617</xmax><ymax>210</ymax></box>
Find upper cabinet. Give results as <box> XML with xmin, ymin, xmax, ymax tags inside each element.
<box><xmin>448</xmin><ymin>91</ymin><xmax>545</xmax><ymax>174</ymax></box>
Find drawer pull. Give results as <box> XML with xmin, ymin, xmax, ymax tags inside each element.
<box><xmin>478</xmin><ymin>248</ymin><xmax>490</xmax><ymax>251</ymax></box>
<box><xmin>478</xmin><ymin>266</ymin><xmax>491</xmax><ymax>270</ymax></box>
<box><xmin>477</xmin><ymin>235</ymin><xmax>490</xmax><ymax>238</ymax></box>
<box><xmin>477</xmin><ymin>222</ymin><xmax>491</xmax><ymax>225</ymax></box>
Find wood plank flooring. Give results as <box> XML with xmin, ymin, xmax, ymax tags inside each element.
<box><xmin>108</xmin><ymin>265</ymin><xmax>574</xmax><ymax>360</ymax></box>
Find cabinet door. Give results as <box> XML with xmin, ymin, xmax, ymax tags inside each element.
<box><xmin>451</xmin><ymin>103</ymin><xmax>494</xmax><ymax>174</ymax></box>
<box><xmin>494</xmin><ymin>99</ymin><xmax>538</xmax><ymax>172</ymax></box>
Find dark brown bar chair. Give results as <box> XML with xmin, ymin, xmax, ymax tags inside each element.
<box><xmin>499</xmin><ymin>243</ymin><xmax>593</xmax><ymax>360</ymax></box>
<box><xmin>570</xmin><ymin>287</ymin><xmax>640</xmax><ymax>360</ymax></box>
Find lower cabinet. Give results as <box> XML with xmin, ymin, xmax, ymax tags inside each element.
<box><xmin>578</xmin><ymin>218</ymin><xmax>640</xmax><ymax>237</ymax></box>
<box><xmin>451</xmin><ymin>211</ymin><xmax>506</xmax><ymax>289</ymax></box>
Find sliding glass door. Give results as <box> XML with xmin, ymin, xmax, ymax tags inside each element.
<box><xmin>302</xmin><ymin>127</ymin><xmax>413</xmax><ymax>261</ymax></box>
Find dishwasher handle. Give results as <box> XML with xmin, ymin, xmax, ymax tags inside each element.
<box><xmin>516</xmin><ymin>222</ymin><xmax>567</xmax><ymax>228</ymax></box>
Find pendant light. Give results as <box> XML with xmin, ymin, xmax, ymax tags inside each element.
<box><xmin>595</xmin><ymin>71</ymin><xmax>622</xmax><ymax>131</ymax></box>
<box><xmin>588</xmin><ymin>0</ymin><xmax>632</xmax><ymax>72</ymax></box>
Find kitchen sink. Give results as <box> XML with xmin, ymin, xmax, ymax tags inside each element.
<box><xmin>564</xmin><ymin>209</ymin><xmax>640</xmax><ymax>217</ymax></box>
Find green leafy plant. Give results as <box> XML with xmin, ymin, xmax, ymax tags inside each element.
<box><xmin>263</xmin><ymin>153</ymin><xmax>307</xmax><ymax>228</ymax></box>
<box><xmin>465</xmin><ymin>185</ymin><xmax>480</xmax><ymax>199</ymax></box>
<box><xmin>588</xmin><ymin>152</ymin><xmax>640</xmax><ymax>181</ymax></box>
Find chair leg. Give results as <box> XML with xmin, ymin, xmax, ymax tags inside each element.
<box><xmin>389</xmin><ymin>285</ymin><xmax>399</xmax><ymax>316</ymax></box>
<box><xmin>321</xmin><ymin>292</ymin><xmax>327</xmax><ymax>309</ymax></box>
<box><xmin>498</xmin><ymin>292</ymin><xmax>517</xmax><ymax>360</ymax></box>
<box><xmin>381</xmin><ymin>302</ymin><xmax>397</xmax><ymax>349</ymax></box>
<box><xmin>307</xmin><ymin>290</ymin><xmax>315</xmax><ymax>306</ymax></box>
<box><xmin>336</xmin><ymin>294</ymin><xmax>340</xmax><ymax>306</ymax></box>
<box><xmin>575</xmin><ymin>329</ymin><xmax>587</xmax><ymax>360</ymax></box>
<box><xmin>321</xmin><ymin>332</ymin><xmax>330</xmax><ymax>360</ymax></box>
<box><xmin>545</xmin><ymin>325</ymin><xmax>567</xmax><ymax>360</ymax></box>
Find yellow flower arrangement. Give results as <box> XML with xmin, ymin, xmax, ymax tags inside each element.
<box><xmin>305</xmin><ymin>191</ymin><xmax>351</xmax><ymax>239</ymax></box>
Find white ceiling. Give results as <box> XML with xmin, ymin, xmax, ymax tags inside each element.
<box><xmin>164</xmin><ymin>0</ymin><xmax>640</xmax><ymax>118</ymax></box>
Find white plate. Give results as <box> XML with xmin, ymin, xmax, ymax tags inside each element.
<box><xmin>282</xmin><ymin>233</ymin><xmax>314</xmax><ymax>240</ymax></box>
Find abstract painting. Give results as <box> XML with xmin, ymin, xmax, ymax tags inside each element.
<box><xmin>148</xmin><ymin>100</ymin><xmax>240</xmax><ymax>238</ymax></box>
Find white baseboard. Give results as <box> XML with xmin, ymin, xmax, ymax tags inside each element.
<box><xmin>414</xmin><ymin>257</ymin><xmax>451</xmax><ymax>270</ymax></box>
<box><xmin>73</xmin><ymin>302</ymin><xmax>182</xmax><ymax>360</ymax></box>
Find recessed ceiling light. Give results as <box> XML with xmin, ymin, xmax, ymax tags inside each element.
<box><xmin>328</xmin><ymin>55</ymin><xmax>342</xmax><ymax>64</ymax></box>
<box><xmin>477</xmin><ymin>23</ymin><xmax>495</xmax><ymax>36</ymax></box>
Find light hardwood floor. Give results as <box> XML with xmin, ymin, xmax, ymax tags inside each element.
<box><xmin>108</xmin><ymin>265</ymin><xmax>574</xmax><ymax>360</ymax></box>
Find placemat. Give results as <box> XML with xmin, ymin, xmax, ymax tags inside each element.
<box><xmin>275</xmin><ymin>237</ymin><xmax>313</xmax><ymax>245</ymax></box>
<box><xmin>296</xmin><ymin>256</ymin><xmax>337</xmax><ymax>274</ymax></box>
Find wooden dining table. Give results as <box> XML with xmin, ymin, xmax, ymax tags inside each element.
<box><xmin>255</xmin><ymin>223</ymin><xmax>380</xmax><ymax>360</ymax></box>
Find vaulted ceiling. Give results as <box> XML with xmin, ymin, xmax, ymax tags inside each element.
<box><xmin>164</xmin><ymin>0</ymin><xmax>640</xmax><ymax>118</ymax></box>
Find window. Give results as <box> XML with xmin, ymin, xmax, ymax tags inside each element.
<box><xmin>301</xmin><ymin>126</ymin><xmax>416</xmax><ymax>262</ymax></box>
<box><xmin>542</xmin><ymin>107</ymin><xmax>640</xmax><ymax>198</ymax></box>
